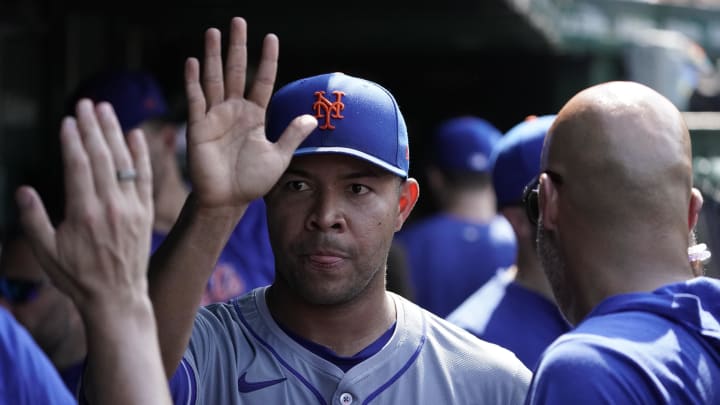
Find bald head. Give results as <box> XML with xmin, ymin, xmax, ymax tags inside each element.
<box><xmin>543</xmin><ymin>81</ymin><xmax>692</xmax><ymax>233</ymax></box>
<box><xmin>537</xmin><ymin>82</ymin><xmax>700</xmax><ymax>324</ymax></box>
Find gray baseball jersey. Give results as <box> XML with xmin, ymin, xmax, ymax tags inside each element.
<box><xmin>169</xmin><ymin>286</ymin><xmax>531</xmax><ymax>404</ymax></box>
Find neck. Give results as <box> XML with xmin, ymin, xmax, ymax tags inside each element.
<box><xmin>445</xmin><ymin>188</ymin><xmax>496</xmax><ymax>223</ymax></box>
<box><xmin>565</xmin><ymin>233</ymin><xmax>693</xmax><ymax>324</ymax></box>
<box><xmin>514</xmin><ymin>244</ymin><xmax>555</xmax><ymax>301</ymax></box>
<box><xmin>266</xmin><ymin>275</ymin><xmax>395</xmax><ymax>356</ymax></box>
<box><xmin>153</xmin><ymin>165</ymin><xmax>190</xmax><ymax>232</ymax></box>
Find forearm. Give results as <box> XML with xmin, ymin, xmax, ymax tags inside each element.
<box><xmin>148</xmin><ymin>192</ymin><xmax>246</xmax><ymax>375</ymax></box>
<box><xmin>82</xmin><ymin>295</ymin><xmax>170</xmax><ymax>405</ymax></box>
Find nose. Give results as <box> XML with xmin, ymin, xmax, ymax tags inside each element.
<box><xmin>305</xmin><ymin>190</ymin><xmax>347</xmax><ymax>232</ymax></box>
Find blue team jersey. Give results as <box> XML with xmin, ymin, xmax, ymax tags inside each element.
<box><xmin>169</xmin><ymin>287</ymin><xmax>531</xmax><ymax>404</ymax></box>
<box><xmin>0</xmin><ymin>307</ymin><xmax>75</xmax><ymax>405</ymax></box>
<box><xmin>447</xmin><ymin>268</ymin><xmax>570</xmax><ymax>370</ymax></box>
<box><xmin>152</xmin><ymin>198</ymin><xmax>275</xmax><ymax>305</ymax></box>
<box><xmin>526</xmin><ymin>276</ymin><xmax>720</xmax><ymax>404</ymax></box>
<box><xmin>395</xmin><ymin>214</ymin><xmax>516</xmax><ymax>317</ymax></box>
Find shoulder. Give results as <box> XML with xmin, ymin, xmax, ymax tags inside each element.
<box><xmin>189</xmin><ymin>290</ymin><xmax>261</xmax><ymax>348</ymax></box>
<box><xmin>399</xmin><ymin>296</ymin><xmax>531</xmax><ymax>394</ymax></box>
<box><xmin>526</xmin><ymin>329</ymin><xmax>653</xmax><ymax>404</ymax></box>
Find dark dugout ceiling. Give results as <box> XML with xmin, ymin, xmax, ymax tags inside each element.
<box><xmin>40</xmin><ymin>0</ymin><xmax>557</xmax><ymax>53</ymax></box>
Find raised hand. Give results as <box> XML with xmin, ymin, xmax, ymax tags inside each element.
<box><xmin>184</xmin><ymin>17</ymin><xmax>317</xmax><ymax>211</ymax></box>
<box><xmin>16</xmin><ymin>99</ymin><xmax>154</xmax><ymax>311</ymax></box>
<box><xmin>16</xmin><ymin>99</ymin><xmax>171</xmax><ymax>404</ymax></box>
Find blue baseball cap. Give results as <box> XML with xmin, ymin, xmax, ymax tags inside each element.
<box><xmin>490</xmin><ymin>115</ymin><xmax>556</xmax><ymax>208</ymax></box>
<box><xmin>71</xmin><ymin>70</ymin><xmax>169</xmax><ymax>133</ymax></box>
<box><xmin>265</xmin><ymin>72</ymin><xmax>409</xmax><ymax>178</ymax></box>
<box><xmin>432</xmin><ymin>116</ymin><xmax>502</xmax><ymax>173</ymax></box>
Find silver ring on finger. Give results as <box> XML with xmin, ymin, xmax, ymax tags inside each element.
<box><xmin>116</xmin><ymin>168</ymin><xmax>138</xmax><ymax>182</ymax></box>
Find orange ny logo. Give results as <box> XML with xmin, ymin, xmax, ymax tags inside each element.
<box><xmin>313</xmin><ymin>91</ymin><xmax>345</xmax><ymax>130</ymax></box>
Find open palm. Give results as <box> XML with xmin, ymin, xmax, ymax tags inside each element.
<box><xmin>185</xmin><ymin>17</ymin><xmax>316</xmax><ymax>211</ymax></box>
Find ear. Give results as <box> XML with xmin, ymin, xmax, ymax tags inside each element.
<box><xmin>689</xmin><ymin>187</ymin><xmax>703</xmax><ymax>231</ymax></box>
<box><xmin>396</xmin><ymin>178</ymin><xmax>420</xmax><ymax>230</ymax></box>
<box><xmin>538</xmin><ymin>172</ymin><xmax>559</xmax><ymax>230</ymax></box>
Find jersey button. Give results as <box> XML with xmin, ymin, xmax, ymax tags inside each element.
<box><xmin>339</xmin><ymin>392</ymin><xmax>353</xmax><ymax>405</ymax></box>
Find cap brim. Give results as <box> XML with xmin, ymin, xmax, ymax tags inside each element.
<box><xmin>294</xmin><ymin>146</ymin><xmax>408</xmax><ymax>178</ymax></box>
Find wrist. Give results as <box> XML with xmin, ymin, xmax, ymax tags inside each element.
<box><xmin>79</xmin><ymin>291</ymin><xmax>155</xmax><ymax>333</ymax></box>
<box><xmin>186</xmin><ymin>192</ymin><xmax>249</xmax><ymax>224</ymax></box>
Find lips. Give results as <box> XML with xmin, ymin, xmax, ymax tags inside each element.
<box><xmin>308</xmin><ymin>254</ymin><xmax>344</xmax><ymax>266</ymax></box>
<box><xmin>301</xmin><ymin>247</ymin><xmax>348</xmax><ymax>268</ymax></box>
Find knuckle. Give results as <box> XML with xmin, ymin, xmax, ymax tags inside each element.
<box><xmin>77</xmin><ymin>206</ymin><xmax>100</xmax><ymax>229</ymax></box>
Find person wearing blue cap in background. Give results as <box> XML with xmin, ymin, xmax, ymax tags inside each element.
<box><xmin>72</xmin><ymin>69</ymin><xmax>275</xmax><ymax>305</ymax></box>
<box><xmin>394</xmin><ymin>116</ymin><xmax>517</xmax><ymax>317</ymax></box>
<box><xmin>134</xmin><ymin>17</ymin><xmax>530</xmax><ymax>404</ymax></box>
<box><xmin>446</xmin><ymin>115</ymin><xmax>570</xmax><ymax>370</ymax></box>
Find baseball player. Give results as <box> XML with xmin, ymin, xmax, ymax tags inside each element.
<box><xmin>446</xmin><ymin>115</ymin><xmax>570</xmax><ymax>370</ymax></box>
<box><xmin>144</xmin><ymin>17</ymin><xmax>531</xmax><ymax>404</ymax></box>
<box><xmin>395</xmin><ymin>116</ymin><xmax>517</xmax><ymax>317</ymax></box>
<box><xmin>525</xmin><ymin>82</ymin><xmax>720</xmax><ymax>403</ymax></box>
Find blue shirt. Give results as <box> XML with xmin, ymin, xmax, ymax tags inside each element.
<box><xmin>152</xmin><ymin>198</ymin><xmax>275</xmax><ymax>305</ymax></box>
<box><xmin>0</xmin><ymin>307</ymin><xmax>75</xmax><ymax>405</ymax></box>
<box><xmin>395</xmin><ymin>214</ymin><xmax>517</xmax><ymax>317</ymax></box>
<box><xmin>447</xmin><ymin>268</ymin><xmax>570</xmax><ymax>370</ymax></box>
<box><xmin>526</xmin><ymin>276</ymin><xmax>720</xmax><ymax>404</ymax></box>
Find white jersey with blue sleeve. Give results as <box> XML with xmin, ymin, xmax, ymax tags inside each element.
<box><xmin>170</xmin><ymin>286</ymin><xmax>531</xmax><ymax>404</ymax></box>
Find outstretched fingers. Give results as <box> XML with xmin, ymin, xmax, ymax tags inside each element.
<box><xmin>126</xmin><ymin>129</ymin><xmax>153</xmax><ymax>209</ymax></box>
<box><xmin>202</xmin><ymin>27</ymin><xmax>225</xmax><ymax>108</ymax></box>
<box><xmin>248</xmin><ymin>33</ymin><xmax>279</xmax><ymax>108</ymax></box>
<box><xmin>75</xmin><ymin>99</ymin><xmax>116</xmax><ymax>199</ymax></box>
<box><xmin>60</xmin><ymin>117</ymin><xmax>96</xmax><ymax>215</ymax></box>
<box><xmin>185</xmin><ymin>58</ymin><xmax>206</xmax><ymax>128</ymax></box>
<box><xmin>224</xmin><ymin>17</ymin><xmax>248</xmax><ymax>100</ymax></box>
<box><xmin>96</xmin><ymin>102</ymin><xmax>135</xmax><ymax>188</ymax></box>
<box><xmin>16</xmin><ymin>186</ymin><xmax>56</xmax><ymax>271</ymax></box>
<box><xmin>15</xmin><ymin>185</ymin><xmax>81</xmax><ymax>298</ymax></box>
<box><xmin>275</xmin><ymin>115</ymin><xmax>317</xmax><ymax>157</ymax></box>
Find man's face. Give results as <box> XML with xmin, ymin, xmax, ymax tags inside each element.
<box><xmin>265</xmin><ymin>154</ymin><xmax>405</xmax><ymax>306</ymax></box>
<box><xmin>0</xmin><ymin>237</ymin><xmax>75</xmax><ymax>351</ymax></box>
<box><xmin>139</xmin><ymin>120</ymin><xmax>175</xmax><ymax>187</ymax></box>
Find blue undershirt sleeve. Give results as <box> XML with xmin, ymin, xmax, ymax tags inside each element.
<box><xmin>169</xmin><ymin>358</ymin><xmax>197</xmax><ymax>405</ymax></box>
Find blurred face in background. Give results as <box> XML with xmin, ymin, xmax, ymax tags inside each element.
<box><xmin>0</xmin><ymin>236</ymin><xmax>78</xmax><ymax>353</ymax></box>
<box><xmin>139</xmin><ymin>119</ymin><xmax>180</xmax><ymax>192</ymax></box>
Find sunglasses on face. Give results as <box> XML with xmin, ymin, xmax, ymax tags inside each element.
<box><xmin>0</xmin><ymin>277</ymin><xmax>43</xmax><ymax>304</ymax></box>
<box><xmin>522</xmin><ymin>171</ymin><xmax>563</xmax><ymax>225</ymax></box>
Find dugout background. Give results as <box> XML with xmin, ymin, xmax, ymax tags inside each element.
<box><xmin>1</xmin><ymin>0</ymin><xmax>720</xmax><ymax>276</ymax></box>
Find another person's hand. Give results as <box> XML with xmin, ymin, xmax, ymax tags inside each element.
<box><xmin>184</xmin><ymin>17</ymin><xmax>316</xmax><ymax>212</ymax></box>
<box><xmin>16</xmin><ymin>99</ymin><xmax>154</xmax><ymax>315</ymax></box>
